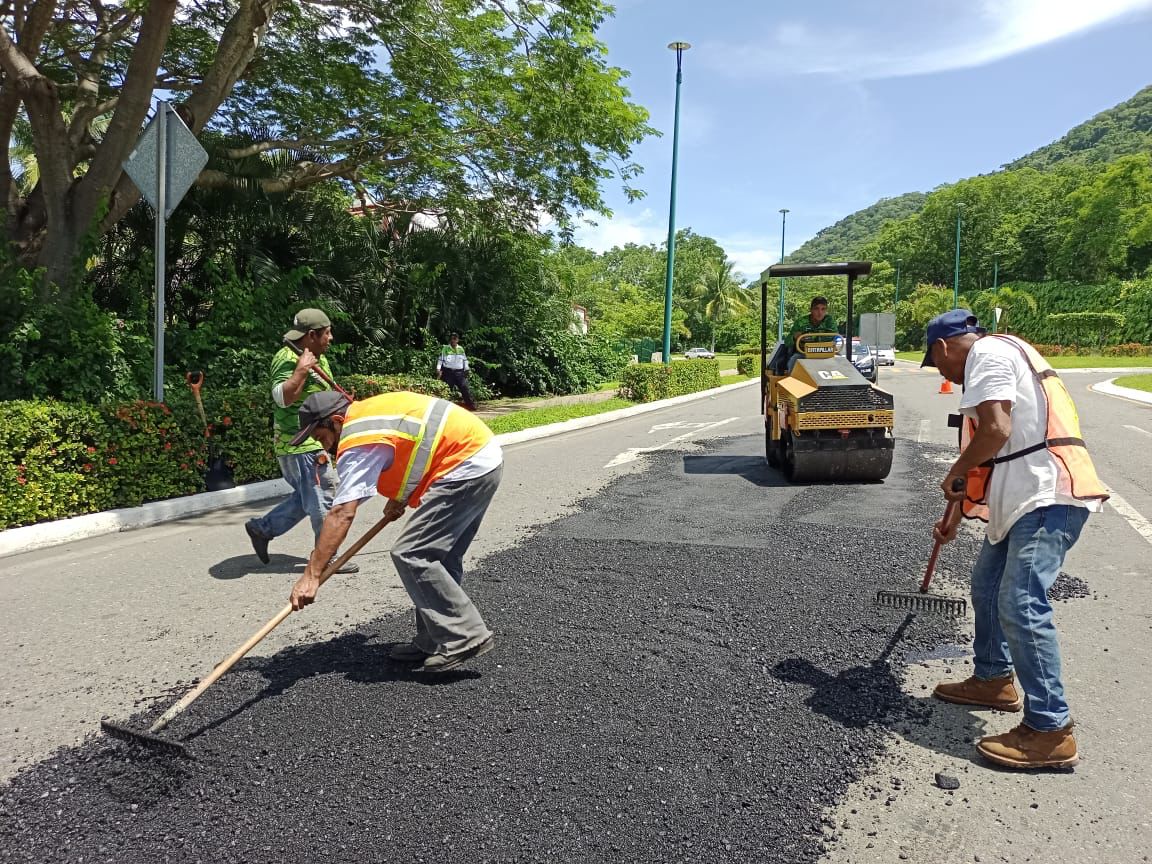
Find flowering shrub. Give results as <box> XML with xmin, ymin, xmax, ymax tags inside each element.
<box><xmin>0</xmin><ymin>374</ymin><xmax>450</xmax><ymax>529</ymax></box>
<box><xmin>0</xmin><ymin>401</ymin><xmax>115</xmax><ymax>528</ymax></box>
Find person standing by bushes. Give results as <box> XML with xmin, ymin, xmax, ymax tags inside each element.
<box><xmin>244</xmin><ymin>309</ymin><xmax>358</xmax><ymax>573</ymax></box>
<box><xmin>436</xmin><ymin>333</ymin><xmax>477</xmax><ymax>410</ymax></box>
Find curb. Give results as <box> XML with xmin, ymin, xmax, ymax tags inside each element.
<box><xmin>1090</xmin><ymin>378</ymin><xmax>1152</xmax><ymax>406</ymax></box>
<box><xmin>0</xmin><ymin>378</ymin><xmax>758</xmax><ymax>559</ymax></box>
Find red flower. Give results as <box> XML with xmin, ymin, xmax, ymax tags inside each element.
<box><xmin>164</xmin><ymin>442</ymin><xmax>172</xmax><ymax>450</ymax></box>
<box><xmin>86</xmin><ymin>446</ymin><xmax>96</xmax><ymax>455</ymax></box>
<box><xmin>17</xmin><ymin>477</ymin><xmax>27</xmax><ymax>485</ymax></box>
<box><xmin>222</xmin><ymin>416</ymin><xmax>232</xmax><ymax>426</ymax></box>
<box><xmin>83</xmin><ymin>463</ymin><xmax>93</xmax><ymax>472</ymax></box>
<box><xmin>107</xmin><ymin>458</ymin><xmax>118</xmax><ymax>465</ymax></box>
<box><xmin>180</xmin><ymin>463</ymin><xmax>188</xmax><ymax>470</ymax></box>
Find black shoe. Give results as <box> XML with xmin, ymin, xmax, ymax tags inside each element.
<box><xmin>330</xmin><ymin>557</ymin><xmax>359</xmax><ymax>575</ymax></box>
<box><xmin>245</xmin><ymin>520</ymin><xmax>271</xmax><ymax>564</ymax></box>
<box><xmin>414</xmin><ymin>636</ymin><xmax>495</xmax><ymax>673</ymax></box>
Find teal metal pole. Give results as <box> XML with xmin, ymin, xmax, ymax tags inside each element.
<box><xmin>992</xmin><ymin>253</ymin><xmax>999</xmax><ymax>292</ymax></box>
<box><xmin>953</xmin><ymin>204</ymin><xmax>963</xmax><ymax>309</ymax></box>
<box><xmin>662</xmin><ymin>42</ymin><xmax>690</xmax><ymax>364</ymax></box>
<box><xmin>777</xmin><ymin>208</ymin><xmax>789</xmax><ymax>343</ymax></box>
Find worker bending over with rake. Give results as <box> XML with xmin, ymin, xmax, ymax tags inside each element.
<box><xmin>923</xmin><ymin>309</ymin><xmax>1108</xmax><ymax>769</ymax></box>
<box><xmin>287</xmin><ymin>389</ymin><xmax>502</xmax><ymax>673</ymax></box>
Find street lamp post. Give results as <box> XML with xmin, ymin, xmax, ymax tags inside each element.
<box><xmin>661</xmin><ymin>41</ymin><xmax>690</xmax><ymax>365</ymax></box>
<box><xmin>894</xmin><ymin>258</ymin><xmax>902</xmax><ymax>307</ymax></box>
<box><xmin>952</xmin><ymin>203</ymin><xmax>964</xmax><ymax>309</ymax></box>
<box><xmin>777</xmin><ymin>208</ymin><xmax>789</xmax><ymax>343</ymax></box>
<box><xmin>992</xmin><ymin>250</ymin><xmax>1000</xmax><ymax>293</ymax></box>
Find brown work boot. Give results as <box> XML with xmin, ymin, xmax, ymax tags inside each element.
<box><xmin>933</xmin><ymin>674</ymin><xmax>1023</xmax><ymax>711</ymax></box>
<box><xmin>977</xmin><ymin>721</ymin><xmax>1078</xmax><ymax>769</ymax></box>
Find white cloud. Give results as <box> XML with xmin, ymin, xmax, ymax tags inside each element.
<box><xmin>573</xmin><ymin>208</ymin><xmax>666</xmax><ymax>252</ymax></box>
<box><xmin>707</xmin><ymin>0</ymin><xmax>1152</xmax><ymax>80</ymax></box>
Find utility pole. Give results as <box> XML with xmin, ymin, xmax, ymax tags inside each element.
<box><xmin>894</xmin><ymin>258</ymin><xmax>902</xmax><ymax>307</ymax></box>
<box><xmin>777</xmin><ymin>208</ymin><xmax>789</xmax><ymax>343</ymax></box>
<box><xmin>661</xmin><ymin>41</ymin><xmax>690</xmax><ymax>364</ymax></box>
<box><xmin>953</xmin><ymin>203</ymin><xmax>965</xmax><ymax>309</ymax></box>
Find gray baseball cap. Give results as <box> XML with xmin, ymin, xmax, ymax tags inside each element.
<box><xmin>289</xmin><ymin>390</ymin><xmax>351</xmax><ymax>447</ymax></box>
<box><xmin>284</xmin><ymin>308</ymin><xmax>332</xmax><ymax>342</ymax></box>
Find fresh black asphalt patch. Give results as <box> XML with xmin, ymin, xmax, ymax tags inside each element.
<box><xmin>2</xmin><ymin>437</ymin><xmax>985</xmax><ymax>863</ymax></box>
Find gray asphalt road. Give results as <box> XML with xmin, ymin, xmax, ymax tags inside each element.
<box><xmin>3</xmin><ymin>367</ymin><xmax>1150</xmax><ymax>862</ymax></box>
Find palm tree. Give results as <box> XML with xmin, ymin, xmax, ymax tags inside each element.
<box><xmin>690</xmin><ymin>258</ymin><xmax>752</xmax><ymax>351</ymax></box>
<box><xmin>972</xmin><ymin>285</ymin><xmax>1038</xmax><ymax>334</ymax></box>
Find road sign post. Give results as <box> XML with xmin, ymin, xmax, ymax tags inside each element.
<box><xmin>124</xmin><ymin>102</ymin><xmax>209</xmax><ymax>401</ymax></box>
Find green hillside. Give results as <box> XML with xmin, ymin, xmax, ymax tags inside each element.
<box><xmin>1006</xmin><ymin>85</ymin><xmax>1152</xmax><ymax>170</ymax></box>
<box><xmin>788</xmin><ymin>84</ymin><xmax>1152</xmax><ymax>264</ymax></box>
<box><xmin>786</xmin><ymin>192</ymin><xmax>927</xmax><ymax>263</ymax></box>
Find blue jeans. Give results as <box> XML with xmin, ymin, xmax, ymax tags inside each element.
<box><xmin>251</xmin><ymin>451</ymin><xmax>337</xmax><ymax>543</ymax></box>
<box><xmin>970</xmin><ymin>505</ymin><xmax>1090</xmax><ymax>731</ymax></box>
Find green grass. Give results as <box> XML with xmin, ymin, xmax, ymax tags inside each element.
<box><xmin>1045</xmin><ymin>356</ymin><xmax>1152</xmax><ymax>368</ymax></box>
<box><xmin>482</xmin><ymin>398</ymin><xmax>633</xmax><ymax>434</ymax></box>
<box><xmin>1114</xmin><ymin>374</ymin><xmax>1152</xmax><ymax>393</ymax></box>
<box><xmin>671</xmin><ymin>353</ymin><xmax>738</xmax><ymax>371</ymax></box>
<box><xmin>896</xmin><ymin>350</ymin><xmax>1152</xmax><ymax>369</ymax></box>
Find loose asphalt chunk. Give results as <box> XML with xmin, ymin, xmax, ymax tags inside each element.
<box><xmin>1</xmin><ymin>438</ymin><xmax>980</xmax><ymax>863</ymax></box>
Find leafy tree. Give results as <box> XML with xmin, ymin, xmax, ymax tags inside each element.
<box><xmin>0</xmin><ymin>0</ymin><xmax>652</xmax><ymax>290</ymax></box>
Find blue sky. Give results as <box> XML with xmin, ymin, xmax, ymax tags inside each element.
<box><xmin>572</xmin><ymin>0</ymin><xmax>1152</xmax><ymax>279</ymax></box>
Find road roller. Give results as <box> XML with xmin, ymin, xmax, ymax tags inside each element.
<box><xmin>757</xmin><ymin>261</ymin><xmax>895</xmax><ymax>482</ymax></box>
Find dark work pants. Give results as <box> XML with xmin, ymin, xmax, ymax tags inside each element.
<box><xmin>442</xmin><ymin>369</ymin><xmax>476</xmax><ymax>409</ymax></box>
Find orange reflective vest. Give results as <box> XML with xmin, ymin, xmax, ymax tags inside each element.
<box><xmin>336</xmin><ymin>392</ymin><xmax>494</xmax><ymax>506</ymax></box>
<box><xmin>959</xmin><ymin>335</ymin><xmax>1109</xmax><ymax>521</ymax></box>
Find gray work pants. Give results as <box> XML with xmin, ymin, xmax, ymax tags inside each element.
<box><xmin>391</xmin><ymin>464</ymin><xmax>502</xmax><ymax>656</ymax></box>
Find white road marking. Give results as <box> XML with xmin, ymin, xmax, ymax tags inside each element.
<box><xmin>648</xmin><ymin>421</ymin><xmax>715</xmax><ymax>433</ymax></box>
<box><xmin>1123</xmin><ymin>424</ymin><xmax>1152</xmax><ymax>438</ymax></box>
<box><xmin>605</xmin><ymin>417</ymin><xmax>740</xmax><ymax>468</ymax></box>
<box><xmin>917</xmin><ymin>419</ymin><xmax>931</xmax><ymax>443</ymax></box>
<box><xmin>1106</xmin><ymin>489</ymin><xmax>1152</xmax><ymax>548</ymax></box>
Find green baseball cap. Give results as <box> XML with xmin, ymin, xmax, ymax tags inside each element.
<box><xmin>284</xmin><ymin>308</ymin><xmax>332</xmax><ymax>342</ymax></box>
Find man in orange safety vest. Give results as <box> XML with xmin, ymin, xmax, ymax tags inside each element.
<box><xmin>287</xmin><ymin>390</ymin><xmax>502</xmax><ymax>674</ymax></box>
<box><xmin>923</xmin><ymin>309</ymin><xmax>1108</xmax><ymax>770</ymax></box>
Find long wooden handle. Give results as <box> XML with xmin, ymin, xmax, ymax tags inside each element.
<box><xmin>148</xmin><ymin>509</ymin><xmax>399</xmax><ymax>734</ymax></box>
<box><xmin>282</xmin><ymin>338</ymin><xmax>354</xmax><ymax>400</ymax></box>
<box><xmin>921</xmin><ymin>477</ymin><xmax>966</xmax><ymax>593</ymax></box>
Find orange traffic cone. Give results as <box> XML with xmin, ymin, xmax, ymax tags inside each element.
<box><xmin>938</xmin><ymin>378</ymin><xmax>953</xmax><ymax>394</ymax></box>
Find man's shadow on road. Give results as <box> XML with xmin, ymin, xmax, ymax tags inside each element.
<box><xmin>179</xmin><ymin>630</ymin><xmax>481</xmax><ymax>744</ymax></box>
<box><xmin>770</xmin><ymin>614</ymin><xmax>993</xmax><ymax>764</ymax></box>
<box><xmin>209</xmin><ymin>553</ymin><xmax>307</xmax><ymax>580</ymax></box>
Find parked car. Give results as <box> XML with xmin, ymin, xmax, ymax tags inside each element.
<box><xmin>684</xmin><ymin>347</ymin><xmax>715</xmax><ymax>359</ymax></box>
<box><xmin>874</xmin><ymin>346</ymin><xmax>896</xmax><ymax>366</ymax></box>
<box><xmin>839</xmin><ymin>340</ymin><xmax>878</xmax><ymax>383</ymax></box>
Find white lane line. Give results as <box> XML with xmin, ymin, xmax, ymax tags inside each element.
<box><xmin>605</xmin><ymin>417</ymin><xmax>740</xmax><ymax>468</ymax></box>
<box><xmin>917</xmin><ymin>419</ymin><xmax>931</xmax><ymax>443</ymax></box>
<box><xmin>1124</xmin><ymin>424</ymin><xmax>1152</xmax><ymax>438</ymax></box>
<box><xmin>1106</xmin><ymin>489</ymin><xmax>1152</xmax><ymax>548</ymax></box>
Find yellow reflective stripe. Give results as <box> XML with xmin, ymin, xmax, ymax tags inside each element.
<box><xmin>342</xmin><ymin>415</ymin><xmax>424</xmax><ymax>438</ymax></box>
<box><xmin>401</xmin><ymin>398</ymin><xmax>450</xmax><ymax>500</ymax></box>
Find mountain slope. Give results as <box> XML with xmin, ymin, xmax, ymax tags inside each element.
<box><xmin>788</xmin><ymin>84</ymin><xmax>1152</xmax><ymax>263</ymax></box>
<box><xmin>1006</xmin><ymin>84</ymin><xmax>1152</xmax><ymax>171</ymax></box>
<box><xmin>786</xmin><ymin>192</ymin><xmax>927</xmax><ymax>263</ymax></box>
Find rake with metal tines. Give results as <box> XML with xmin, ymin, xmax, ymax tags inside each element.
<box><xmin>875</xmin><ymin>477</ymin><xmax>968</xmax><ymax>618</ymax></box>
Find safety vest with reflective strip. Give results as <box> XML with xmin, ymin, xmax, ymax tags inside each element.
<box><xmin>335</xmin><ymin>392</ymin><xmax>494</xmax><ymax>506</ymax></box>
<box><xmin>959</xmin><ymin>335</ymin><xmax>1109</xmax><ymax>522</ymax></box>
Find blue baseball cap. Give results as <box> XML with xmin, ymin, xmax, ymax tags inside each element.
<box><xmin>921</xmin><ymin>309</ymin><xmax>986</xmax><ymax>367</ymax></box>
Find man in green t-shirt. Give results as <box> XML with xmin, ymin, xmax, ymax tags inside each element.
<box><xmin>244</xmin><ymin>309</ymin><xmax>357</xmax><ymax>573</ymax></box>
<box><xmin>785</xmin><ymin>296</ymin><xmax>839</xmax><ymax>371</ymax></box>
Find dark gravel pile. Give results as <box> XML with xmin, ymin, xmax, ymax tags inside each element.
<box><xmin>0</xmin><ymin>438</ymin><xmax>975</xmax><ymax>864</ymax></box>
<box><xmin>1049</xmin><ymin>570</ymin><xmax>1092</xmax><ymax>602</ymax></box>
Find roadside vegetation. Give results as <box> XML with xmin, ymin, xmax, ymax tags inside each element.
<box><xmin>1114</xmin><ymin>374</ymin><xmax>1152</xmax><ymax>393</ymax></box>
